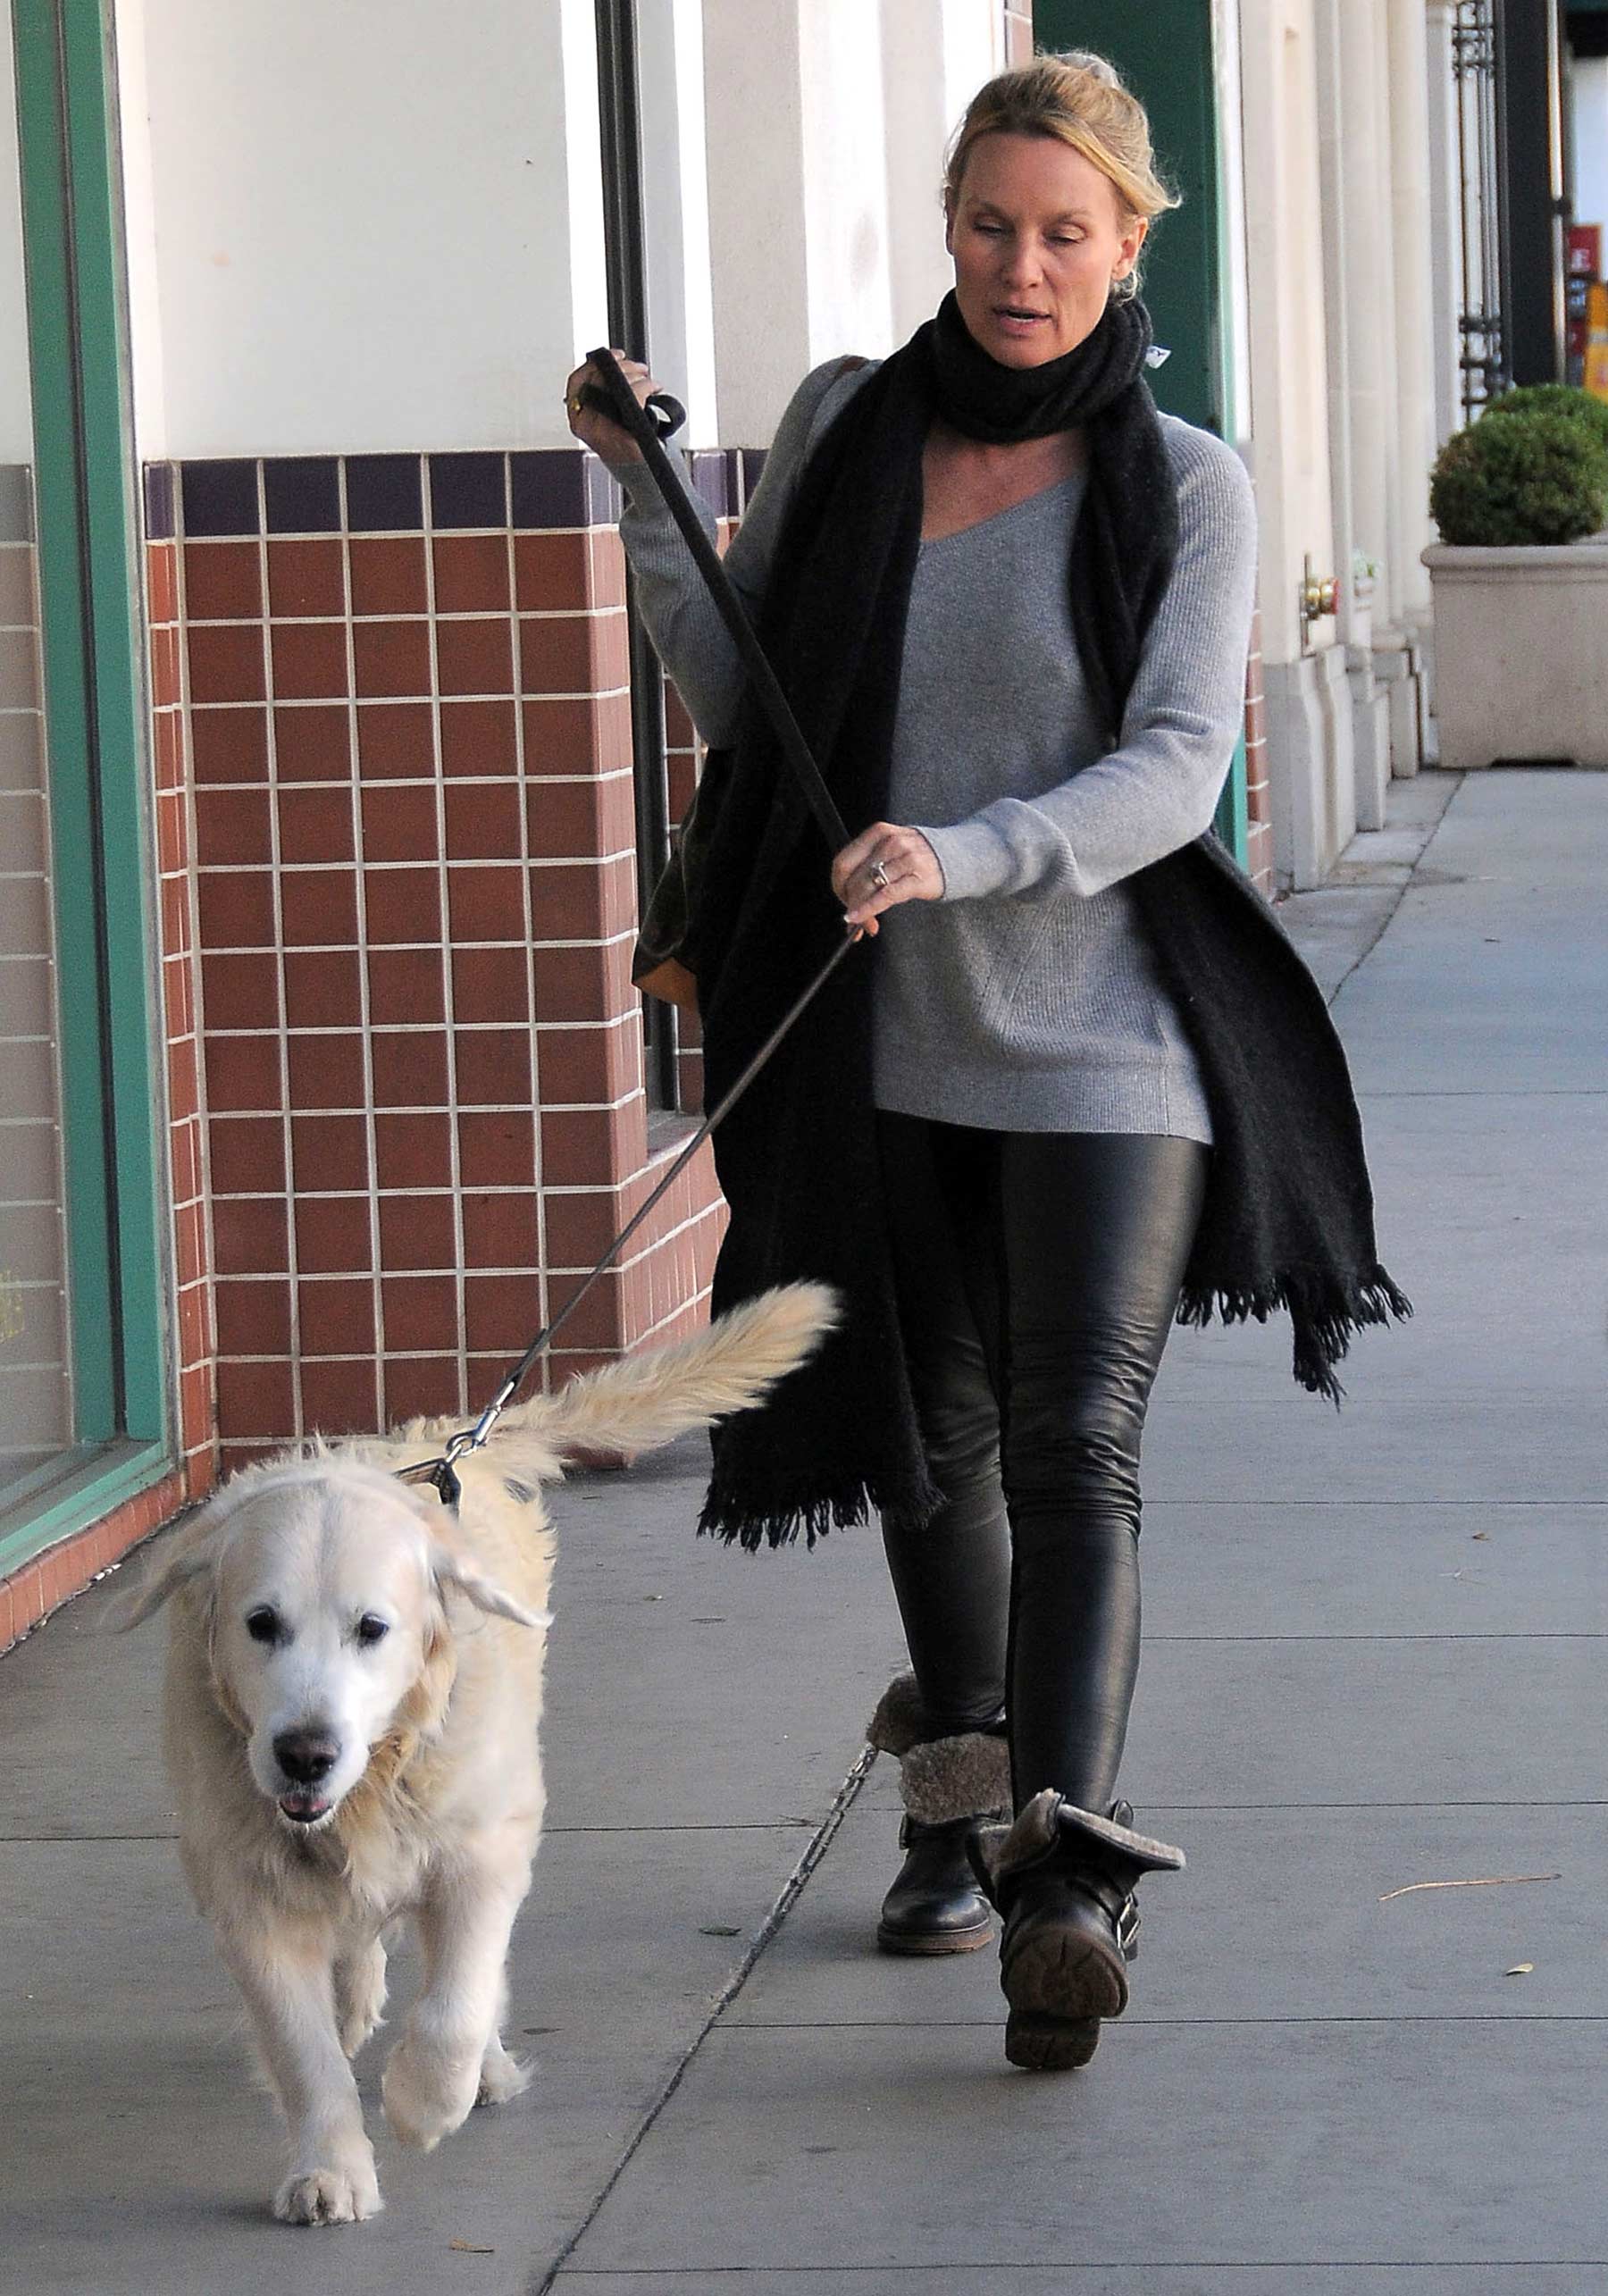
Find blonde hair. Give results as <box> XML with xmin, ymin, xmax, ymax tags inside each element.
<box><xmin>943</xmin><ymin>51</ymin><xmax>1180</xmax><ymax>300</ymax></box>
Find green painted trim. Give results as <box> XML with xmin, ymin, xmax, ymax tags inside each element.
<box><xmin>9</xmin><ymin>0</ymin><xmax>173</xmax><ymax>1536</ymax></box>
<box><xmin>1034</xmin><ymin>3</ymin><xmax>1251</xmax><ymax>867</ymax></box>
<box><xmin>1032</xmin><ymin>0</ymin><xmax>1224</xmax><ymax>433</ymax></box>
<box><xmin>1213</xmin><ymin>727</ymin><xmax>1249</xmax><ymax>858</ymax></box>
<box><xmin>60</xmin><ymin>0</ymin><xmax>167</xmax><ymax>1442</ymax></box>
<box><xmin>0</xmin><ymin>1439</ymin><xmax>172</xmax><ymax>1580</ymax></box>
<box><xmin>13</xmin><ymin>0</ymin><xmax>119</xmax><ymax>1435</ymax></box>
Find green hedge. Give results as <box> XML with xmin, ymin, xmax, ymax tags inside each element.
<box><xmin>1430</xmin><ymin>408</ymin><xmax>1608</xmax><ymax>547</ymax></box>
<box><xmin>1480</xmin><ymin>382</ymin><xmax>1608</xmax><ymax>458</ymax></box>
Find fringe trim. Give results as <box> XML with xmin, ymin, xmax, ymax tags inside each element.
<box><xmin>697</xmin><ymin>1462</ymin><xmax>943</xmax><ymax>1553</ymax></box>
<box><xmin>1176</xmin><ymin>1262</ymin><xmax>1412</xmax><ymax>1407</ymax></box>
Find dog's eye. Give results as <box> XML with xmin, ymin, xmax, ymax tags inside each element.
<box><xmin>245</xmin><ymin>1606</ymin><xmax>280</xmax><ymax>1645</ymax></box>
<box><xmin>355</xmin><ymin>1613</ymin><xmax>389</xmax><ymax>1647</ymax></box>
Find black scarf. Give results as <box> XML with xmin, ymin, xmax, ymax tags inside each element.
<box><xmin>687</xmin><ymin>297</ymin><xmax>1410</xmax><ymax>1551</ymax></box>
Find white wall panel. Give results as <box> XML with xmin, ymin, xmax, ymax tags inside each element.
<box><xmin>124</xmin><ymin>0</ymin><xmax>608</xmax><ymax>457</ymax></box>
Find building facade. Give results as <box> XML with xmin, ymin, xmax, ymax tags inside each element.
<box><xmin>0</xmin><ymin>0</ymin><xmax>1545</xmax><ymax>1649</ymax></box>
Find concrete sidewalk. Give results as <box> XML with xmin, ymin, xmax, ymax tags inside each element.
<box><xmin>4</xmin><ymin>767</ymin><xmax>1606</xmax><ymax>2292</ymax></box>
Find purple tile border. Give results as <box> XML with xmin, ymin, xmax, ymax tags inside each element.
<box><xmin>346</xmin><ymin>455</ymin><xmax>424</xmax><ymax>532</ymax></box>
<box><xmin>143</xmin><ymin>463</ymin><xmax>175</xmax><ymax>541</ymax></box>
<box><xmin>429</xmin><ymin>452</ymin><xmax>508</xmax><ymax>530</ymax></box>
<box><xmin>143</xmin><ymin>445</ymin><xmax>670</xmax><ymax>541</ymax></box>
<box><xmin>264</xmin><ymin>457</ymin><xmax>341</xmax><ymax>534</ymax></box>
<box><xmin>181</xmin><ymin>459</ymin><xmax>261</xmax><ymax>539</ymax></box>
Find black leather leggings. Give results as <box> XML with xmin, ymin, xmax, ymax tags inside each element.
<box><xmin>875</xmin><ymin>1115</ymin><xmax>1209</xmax><ymax>1815</ymax></box>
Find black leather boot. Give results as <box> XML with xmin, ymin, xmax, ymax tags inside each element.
<box><xmin>867</xmin><ymin>1672</ymin><xmax>1010</xmax><ymax>1957</ymax></box>
<box><xmin>969</xmin><ymin>1789</ymin><xmax>1185</xmax><ymax>2069</ymax></box>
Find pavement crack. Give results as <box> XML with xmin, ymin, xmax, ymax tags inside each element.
<box><xmin>532</xmin><ymin>1746</ymin><xmax>876</xmax><ymax>2294</ymax></box>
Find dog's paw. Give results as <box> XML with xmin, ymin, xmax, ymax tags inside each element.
<box><xmin>336</xmin><ymin>1940</ymin><xmax>389</xmax><ymax>2058</ymax></box>
<box><xmin>477</xmin><ymin>2035</ymin><xmax>532</xmax><ymax>2107</ymax></box>
<box><xmin>273</xmin><ymin>2149</ymin><xmax>382</xmax><ymax>2226</ymax></box>
<box><xmin>382</xmin><ymin>2033</ymin><xmax>478</xmax><ymax>2152</ymax></box>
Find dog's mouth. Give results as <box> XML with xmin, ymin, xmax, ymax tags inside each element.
<box><xmin>276</xmin><ymin>1789</ymin><xmax>336</xmax><ymax>1826</ymax></box>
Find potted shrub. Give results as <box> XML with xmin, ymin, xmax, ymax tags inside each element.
<box><xmin>1423</xmin><ymin>395</ymin><xmax>1608</xmax><ymax>767</ymax></box>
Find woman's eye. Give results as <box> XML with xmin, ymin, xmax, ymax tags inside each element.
<box><xmin>246</xmin><ymin>1607</ymin><xmax>279</xmax><ymax>1645</ymax></box>
<box><xmin>356</xmin><ymin>1614</ymin><xmax>389</xmax><ymax>1647</ymax></box>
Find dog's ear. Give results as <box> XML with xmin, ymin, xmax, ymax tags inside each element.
<box><xmin>103</xmin><ymin>1516</ymin><xmax>222</xmax><ymax>1630</ymax></box>
<box><xmin>428</xmin><ymin>1542</ymin><xmax>550</xmax><ymax>1630</ymax></box>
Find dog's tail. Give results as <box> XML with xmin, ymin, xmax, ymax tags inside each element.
<box><xmin>474</xmin><ymin>1282</ymin><xmax>838</xmax><ymax>1468</ymax></box>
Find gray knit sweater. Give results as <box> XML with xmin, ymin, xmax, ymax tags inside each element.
<box><xmin>611</xmin><ymin>358</ymin><xmax>1260</xmax><ymax>1141</ymax></box>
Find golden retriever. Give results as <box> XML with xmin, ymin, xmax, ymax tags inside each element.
<box><xmin>112</xmin><ymin>1284</ymin><xmax>833</xmax><ymax>2225</ymax></box>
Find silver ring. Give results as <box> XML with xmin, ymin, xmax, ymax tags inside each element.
<box><xmin>867</xmin><ymin>860</ymin><xmax>890</xmax><ymax>890</ymax></box>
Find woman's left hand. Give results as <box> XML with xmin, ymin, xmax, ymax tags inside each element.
<box><xmin>833</xmin><ymin>822</ymin><xmax>945</xmax><ymax>934</ymax></box>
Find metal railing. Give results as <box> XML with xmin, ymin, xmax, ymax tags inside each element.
<box><xmin>1453</xmin><ymin>0</ymin><xmax>1509</xmax><ymax>419</ymax></box>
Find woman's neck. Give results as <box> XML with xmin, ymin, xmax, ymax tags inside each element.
<box><xmin>920</xmin><ymin>419</ymin><xmax>1087</xmax><ymax>542</ymax></box>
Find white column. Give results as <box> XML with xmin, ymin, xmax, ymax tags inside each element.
<box><xmin>1424</xmin><ymin>0</ymin><xmax>1464</xmax><ymax>446</ymax></box>
<box><xmin>1213</xmin><ymin>0</ymin><xmax>1255</xmax><ymax>450</ymax></box>
<box><xmin>1572</xmin><ymin>59</ymin><xmax>1608</xmax><ymax>238</ymax></box>
<box><xmin>1386</xmin><ymin>0</ymin><xmax>1438</xmax><ymax>633</ymax></box>
<box><xmin>121</xmin><ymin>0</ymin><xmax>609</xmax><ymax>455</ymax></box>
<box><xmin>637</xmin><ymin>0</ymin><xmax>720</xmax><ymax>445</ymax></box>
<box><xmin>879</xmin><ymin>0</ymin><xmax>1001</xmax><ymax>343</ymax></box>
<box><xmin>798</xmin><ymin>0</ymin><xmax>894</xmax><ymax>368</ymax></box>
<box><xmin>1334</xmin><ymin>0</ymin><xmax>1397</xmax><ymax>638</ymax></box>
<box><xmin>1239</xmin><ymin>0</ymin><xmax>1346</xmax><ymax>886</ymax></box>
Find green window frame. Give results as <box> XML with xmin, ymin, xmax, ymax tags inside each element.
<box><xmin>1</xmin><ymin>0</ymin><xmax>173</xmax><ymax>1576</ymax></box>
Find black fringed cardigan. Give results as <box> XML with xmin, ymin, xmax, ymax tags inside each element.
<box><xmin>666</xmin><ymin>319</ymin><xmax>1410</xmax><ymax>1551</ymax></box>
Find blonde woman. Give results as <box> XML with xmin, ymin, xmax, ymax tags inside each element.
<box><xmin>566</xmin><ymin>54</ymin><xmax>1404</xmax><ymax>2073</ymax></box>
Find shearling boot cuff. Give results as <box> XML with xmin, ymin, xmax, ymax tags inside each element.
<box><xmin>866</xmin><ymin>1672</ymin><xmax>1010</xmax><ymax>1827</ymax></box>
<box><xmin>970</xmin><ymin>1788</ymin><xmax>1185</xmax><ymax>1906</ymax></box>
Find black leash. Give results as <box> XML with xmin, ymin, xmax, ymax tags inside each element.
<box><xmin>400</xmin><ymin>353</ymin><xmax>858</xmax><ymax>1508</ymax></box>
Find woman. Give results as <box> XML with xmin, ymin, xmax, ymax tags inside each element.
<box><xmin>565</xmin><ymin>53</ymin><xmax>1405</xmax><ymax>2074</ymax></box>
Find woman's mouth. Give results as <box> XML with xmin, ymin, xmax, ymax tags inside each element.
<box><xmin>992</xmin><ymin>306</ymin><xmax>1051</xmax><ymax>337</ymax></box>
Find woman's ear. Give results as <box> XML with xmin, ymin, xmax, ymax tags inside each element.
<box><xmin>1112</xmin><ymin>212</ymin><xmax>1148</xmax><ymax>284</ymax></box>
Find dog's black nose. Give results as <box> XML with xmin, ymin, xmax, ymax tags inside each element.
<box><xmin>273</xmin><ymin>1729</ymin><xmax>339</xmax><ymax>1784</ymax></box>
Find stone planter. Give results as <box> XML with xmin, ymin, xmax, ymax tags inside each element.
<box><xmin>1423</xmin><ymin>538</ymin><xmax>1608</xmax><ymax>768</ymax></box>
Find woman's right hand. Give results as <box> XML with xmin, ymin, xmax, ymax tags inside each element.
<box><xmin>564</xmin><ymin>353</ymin><xmax>657</xmax><ymax>464</ymax></box>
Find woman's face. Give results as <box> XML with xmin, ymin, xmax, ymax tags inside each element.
<box><xmin>946</xmin><ymin>130</ymin><xmax>1147</xmax><ymax>369</ymax></box>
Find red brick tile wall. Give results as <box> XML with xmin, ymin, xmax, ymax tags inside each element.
<box><xmin>176</xmin><ymin>451</ymin><xmax>721</xmax><ymax>1474</ymax></box>
<box><xmin>149</xmin><ymin>529</ymin><xmax>220</xmax><ymax>1489</ymax></box>
<box><xmin>1004</xmin><ymin>5</ymin><xmax>1034</xmax><ymax>66</ymax></box>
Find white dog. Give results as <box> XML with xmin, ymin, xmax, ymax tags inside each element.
<box><xmin>113</xmin><ymin>1284</ymin><xmax>833</xmax><ymax>2226</ymax></box>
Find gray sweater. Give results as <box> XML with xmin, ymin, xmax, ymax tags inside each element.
<box><xmin>612</xmin><ymin>358</ymin><xmax>1260</xmax><ymax>1142</ymax></box>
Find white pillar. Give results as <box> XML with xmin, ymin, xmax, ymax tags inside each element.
<box><xmin>1424</xmin><ymin>0</ymin><xmax>1465</xmax><ymax>446</ymax></box>
<box><xmin>1386</xmin><ymin>0</ymin><xmax>1438</xmax><ymax>633</ymax></box>
<box><xmin>700</xmin><ymin>0</ymin><xmax>811</xmax><ymax>447</ymax></box>
<box><xmin>879</xmin><ymin>0</ymin><xmax>1001</xmax><ymax>344</ymax></box>
<box><xmin>1239</xmin><ymin>0</ymin><xmax>1346</xmax><ymax>887</ymax></box>
<box><xmin>702</xmin><ymin>0</ymin><xmax>900</xmax><ymax>447</ymax></box>
<box><xmin>637</xmin><ymin>0</ymin><xmax>721</xmax><ymax>446</ymax></box>
<box><xmin>120</xmin><ymin>0</ymin><xmax>609</xmax><ymax>455</ymax></box>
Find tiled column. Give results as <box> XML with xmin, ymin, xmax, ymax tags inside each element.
<box><xmin>179</xmin><ymin>446</ymin><xmax>723</xmax><ymax>1473</ymax></box>
<box><xmin>146</xmin><ymin>469</ymin><xmax>218</xmax><ymax>1490</ymax></box>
